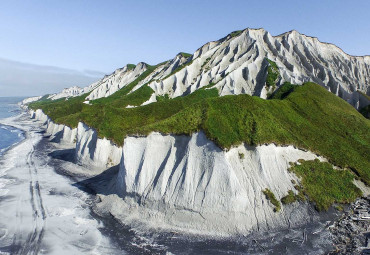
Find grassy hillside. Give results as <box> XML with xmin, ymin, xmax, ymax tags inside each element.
<box><xmin>30</xmin><ymin>82</ymin><xmax>370</xmax><ymax>187</ymax></box>
<box><xmin>289</xmin><ymin>159</ymin><xmax>362</xmax><ymax>211</ymax></box>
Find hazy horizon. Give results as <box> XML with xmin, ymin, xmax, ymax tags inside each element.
<box><xmin>0</xmin><ymin>0</ymin><xmax>369</xmax><ymax>97</ymax></box>
<box><xmin>0</xmin><ymin>58</ymin><xmax>104</xmax><ymax>97</ymax></box>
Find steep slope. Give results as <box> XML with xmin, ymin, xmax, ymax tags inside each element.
<box><xmin>39</xmin><ymin>28</ymin><xmax>370</xmax><ymax>111</ymax></box>
<box><xmin>85</xmin><ymin>53</ymin><xmax>191</xmax><ymax>101</ymax></box>
<box><xmin>147</xmin><ymin>28</ymin><xmax>370</xmax><ymax>109</ymax></box>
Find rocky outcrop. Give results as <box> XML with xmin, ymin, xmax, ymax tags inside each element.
<box><xmin>329</xmin><ymin>198</ymin><xmax>370</xmax><ymax>254</ymax></box>
<box><xmin>86</xmin><ymin>53</ymin><xmax>191</xmax><ymax>101</ymax></box>
<box><xmin>47</xmin><ymin>86</ymin><xmax>84</xmax><ymax>100</ymax></box>
<box><xmin>34</xmin><ymin>28</ymin><xmax>370</xmax><ymax>109</ymax></box>
<box><xmin>110</xmin><ymin>131</ymin><xmax>324</xmax><ymax>235</ymax></box>
<box><xmin>21</xmin><ymin>96</ymin><xmax>42</xmax><ymax>105</ymax></box>
<box><xmin>75</xmin><ymin>122</ymin><xmax>122</xmax><ymax>168</ymax></box>
<box><xmin>86</xmin><ymin>63</ymin><xmax>148</xmax><ymax>101</ymax></box>
<box><xmin>149</xmin><ymin>29</ymin><xmax>370</xmax><ymax>109</ymax></box>
<box><xmin>30</xmin><ymin>109</ymin><xmax>122</xmax><ymax>170</ymax></box>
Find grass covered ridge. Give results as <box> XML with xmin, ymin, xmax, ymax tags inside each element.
<box><xmin>30</xmin><ymin>82</ymin><xmax>370</xmax><ymax>186</ymax></box>
<box><xmin>289</xmin><ymin>159</ymin><xmax>362</xmax><ymax>211</ymax></box>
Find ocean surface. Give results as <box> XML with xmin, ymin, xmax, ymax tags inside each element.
<box><xmin>0</xmin><ymin>97</ymin><xmax>25</xmax><ymax>156</ymax></box>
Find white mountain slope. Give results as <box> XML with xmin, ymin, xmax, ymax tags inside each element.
<box><xmin>41</xmin><ymin>28</ymin><xmax>370</xmax><ymax>110</ymax></box>
<box><xmin>85</xmin><ymin>53</ymin><xmax>191</xmax><ymax>101</ymax></box>
<box><xmin>148</xmin><ymin>28</ymin><xmax>370</xmax><ymax>109</ymax></box>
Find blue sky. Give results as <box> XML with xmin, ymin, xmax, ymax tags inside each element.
<box><xmin>0</xmin><ymin>0</ymin><xmax>369</xmax><ymax>96</ymax></box>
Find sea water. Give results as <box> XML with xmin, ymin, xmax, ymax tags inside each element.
<box><xmin>0</xmin><ymin>97</ymin><xmax>24</xmax><ymax>156</ymax></box>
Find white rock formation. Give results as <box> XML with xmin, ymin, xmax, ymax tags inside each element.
<box><xmin>86</xmin><ymin>63</ymin><xmax>147</xmax><ymax>101</ymax></box>
<box><xmin>30</xmin><ymin>110</ymin><xmax>122</xmax><ymax>170</ymax></box>
<box><xmin>75</xmin><ymin>122</ymin><xmax>122</xmax><ymax>169</ymax></box>
<box><xmin>30</xmin><ymin>109</ymin><xmax>77</xmax><ymax>144</ymax></box>
<box><xmin>25</xmin><ymin>28</ymin><xmax>370</xmax><ymax>109</ymax></box>
<box><xmin>30</xmin><ymin>108</ymin><xmax>331</xmax><ymax>235</ymax></box>
<box><xmin>148</xmin><ymin>29</ymin><xmax>369</xmax><ymax>108</ymax></box>
<box><xmin>103</xmin><ymin>131</ymin><xmax>325</xmax><ymax>236</ymax></box>
<box><xmin>24</xmin><ymin>27</ymin><xmax>370</xmax><ymax>236</ymax></box>
<box><xmin>86</xmin><ymin>54</ymin><xmax>191</xmax><ymax>101</ymax></box>
<box><xmin>48</xmin><ymin>86</ymin><xmax>84</xmax><ymax>100</ymax></box>
<box><xmin>21</xmin><ymin>96</ymin><xmax>42</xmax><ymax>105</ymax></box>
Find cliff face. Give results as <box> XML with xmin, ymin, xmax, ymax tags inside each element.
<box><xmin>113</xmin><ymin>132</ymin><xmax>325</xmax><ymax>235</ymax></box>
<box><xmin>43</xmin><ymin>28</ymin><xmax>370</xmax><ymax>110</ymax></box>
<box><xmin>31</xmin><ymin>109</ymin><xmax>329</xmax><ymax>235</ymax></box>
<box><xmin>75</xmin><ymin>122</ymin><xmax>122</xmax><ymax>168</ymax></box>
<box><xmin>148</xmin><ymin>29</ymin><xmax>369</xmax><ymax>109</ymax></box>
<box><xmin>30</xmin><ymin>110</ymin><xmax>121</xmax><ymax>170</ymax></box>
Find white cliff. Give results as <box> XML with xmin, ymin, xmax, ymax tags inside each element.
<box><xmin>75</xmin><ymin>122</ymin><xmax>122</xmax><ymax>169</ymax></box>
<box><xmin>30</xmin><ymin>108</ymin><xmax>331</xmax><ymax>236</ymax></box>
<box><xmin>86</xmin><ymin>63</ymin><xmax>148</xmax><ymax>101</ymax></box>
<box><xmin>93</xmin><ymin>132</ymin><xmax>325</xmax><ymax>236</ymax></box>
<box><xmin>30</xmin><ymin>109</ymin><xmax>122</xmax><ymax>171</ymax></box>
<box><xmin>21</xmin><ymin>96</ymin><xmax>42</xmax><ymax>105</ymax></box>
<box><xmin>23</xmin><ymin>27</ymin><xmax>370</xmax><ymax>237</ymax></box>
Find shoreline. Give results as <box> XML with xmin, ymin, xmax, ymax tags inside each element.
<box><xmin>0</xmin><ymin>120</ymin><xmax>26</xmax><ymax>158</ymax></box>
<box><xmin>0</xmin><ymin>111</ymin><xmax>122</xmax><ymax>254</ymax></box>
<box><xmin>8</xmin><ymin>106</ymin><xmax>369</xmax><ymax>254</ymax></box>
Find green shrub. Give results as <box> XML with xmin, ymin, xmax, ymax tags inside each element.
<box><xmin>262</xmin><ymin>188</ymin><xmax>281</xmax><ymax>212</ymax></box>
<box><xmin>281</xmin><ymin>190</ymin><xmax>299</xmax><ymax>204</ymax></box>
<box><xmin>289</xmin><ymin>159</ymin><xmax>362</xmax><ymax>211</ymax></box>
<box><xmin>156</xmin><ymin>94</ymin><xmax>170</xmax><ymax>102</ymax></box>
<box><xmin>265</xmin><ymin>59</ymin><xmax>280</xmax><ymax>89</ymax></box>
<box><xmin>229</xmin><ymin>30</ymin><xmax>243</xmax><ymax>38</ymax></box>
<box><xmin>126</xmin><ymin>64</ymin><xmax>136</xmax><ymax>70</ymax></box>
<box><xmin>179</xmin><ymin>52</ymin><xmax>192</xmax><ymax>58</ymax></box>
<box><xmin>269</xmin><ymin>82</ymin><xmax>297</xmax><ymax>100</ymax></box>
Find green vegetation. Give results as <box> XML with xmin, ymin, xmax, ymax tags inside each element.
<box><xmin>90</xmin><ymin>63</ymin><xmax>159</xmax><ymax>106</ymax></box>
<box><xmin>238</xmin><ymin>152</ymin><xmax>244</xmax><ymax>159</ymax></box>
<box><xmin>156</xmin><ymin>94</ymin><xmax>170</xmax><ymax>102</ymax></box>
<box><xmin>201</xmin><ymin>82</ymin><xmax>216</xmax><ymax>90</ymax></box>
<box><xmin>126</xmin><ymin>64</ymin><xmax>136</xmax><ymax>70</ymax></box>
<box><xmin>289</xmin><ymin>159</ymin><xmax>362</xmax><ymax>211</ymax></box>
<box><xmin>179</xmin><ymin>52</ymin><xmax>192</xmax><ymax>58</ymax></box>
<box><xmin>30</xmin><ymin>82</ymin><xmax>370</xmax><ymax>187</ymax></box>
<box><xmin>229</xmin><ymin>30</ymin><xmax>243</xmax><ymax>38</ymax></box>
<box><xmin>293</xmin><ymin>184</ymin><xmax>307</xmax><ymax>201</ymax></box>
<box><xmin>281</xmin><ymin>190</ymin><xmax>299</xmax><ymax>205</ymax></box>
<box><xmin>202</xmin><ymin>57</ymin><xmax>211</xmax><ymax>66</ymax></box>
<box><xmin>162</xmin><ymin>58</ymin><xmax>194</xmax><ymax>81</ymax></box>
<box><xmin>262</xmin><ymin>189</ymin><xmax>281</xmax><ymax>212</ymax></box>
<box><xmin>30</xmin><ymin>86</ymin><xmax>219</xmax><ymax>144</ymax></box>
<box><xmin>269</xmin><ymin>82</ymin><xmax>297</xmax><ymax>99</ymax></box>
<box><xmin>265</xmin><ymin>59</ymin><xmax>280</xmax><ymax>89</ymax></box>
